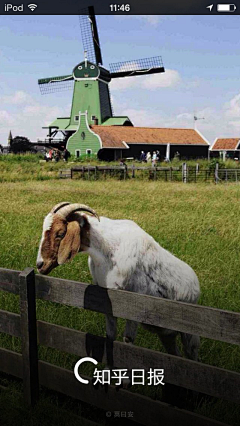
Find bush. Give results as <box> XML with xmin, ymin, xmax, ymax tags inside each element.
<box><xmin>208</xmin><ymin>158</ymin><xmax>225</xmax><ymax>170</ymax></box>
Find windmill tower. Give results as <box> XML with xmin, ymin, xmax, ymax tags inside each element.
<box><xmin>38</xmin><ymin>6</ymin><xmax>165</xmax><ymax>155</ymax></box>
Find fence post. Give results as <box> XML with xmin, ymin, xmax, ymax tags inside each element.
<box><xmin>154</xmin><ymin>166</ymin><xmax>157</xmax><ymax>181</ymax></box>
<box><xmin>132</xmin><ymin>164</ymin><xmax>135</xmax><ymax>178</ymax></box>
<box><xmin>182</xmin><ymin>163</ymin><xmax>187</xmax><ymax>183</ymax></box>
<box><xmin>195</xmin><ymin>163</ymin><xmax>199</xmax><ymax>183</ymax></box>
<box><xmin>215</xmin><ymin>162</ymin><xmax>219</xmax><ymax>184</ymax></box>
<box><xmin>124</xmin><ymin>165</ymin><xmax>127</xmax><ymax>180</ymax></box>
<box><xmin>19</xmin><ymin>268</ymin><xmax>39</xmax><ymax>406</ymax></box>
<box><xmin>94</xmin><ymin>166</ymin><xmax>97</xmax><ymax>180</ymax></box>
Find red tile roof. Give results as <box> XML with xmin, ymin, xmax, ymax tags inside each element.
<box><xmin>91</xmin><ymin>126</ymin><xmax>209</xmax><ymax>148</ymax></box>
<box><xmin>211</xmin><ymin>138</ymin><xmax>240</xmax><ymax>151</ymax></box>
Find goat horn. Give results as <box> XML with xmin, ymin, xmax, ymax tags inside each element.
<box><xmin>51</xmin><ymin>202</ymin><xmax>71</xmax><ymax>214</ymax></box>
<box><xmin>57</xmin><ymin>203</ymin><xmax>100</xmax><ymax>221</ymax></box>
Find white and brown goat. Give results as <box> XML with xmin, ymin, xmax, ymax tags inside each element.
<box><xmin>37</xmin><ymin>202</ymin><xmax>200</xmax><ymax>360</ymax></box>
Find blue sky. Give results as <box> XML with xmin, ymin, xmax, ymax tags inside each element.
<box><xmin>1</xmin><ymin>14</ymin><xmax>240</xmax><ymax>145</ymax></box>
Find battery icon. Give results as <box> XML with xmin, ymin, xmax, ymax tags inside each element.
<box><xmin>217</xmin><ymin>4</ymin><xmax>237</xmax><ymax>11</ymax></box>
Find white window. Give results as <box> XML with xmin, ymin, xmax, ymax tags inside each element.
<box><xmin>75</xmin><ymin>150</ymin><xmax>81</xmax><ymax>158</ymax></box>
<box><xmin>86</xmin><ymin>149</ymin><xmax>92</xmax><ymax>155</ymax></box>
<box><xmin>75</xmin><ymin>115</ymin><xmax>79</xmax><ymax>122</ymax></box>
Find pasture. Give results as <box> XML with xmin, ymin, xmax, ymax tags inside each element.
<box><xmin>0</xmin><ymin>178</ymin><xmax>240</xmax><ymax>425</ymax></box>
<box><xmin>1</xmin><ymin>153</ymin><xmax>240</xmax><ymax>183</ymax></box>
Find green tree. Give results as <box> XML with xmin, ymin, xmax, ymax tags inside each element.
<box><xmin>10</xmin><ymin>136</ymin><xmax>36</xmax><ymax>154</ymax></box>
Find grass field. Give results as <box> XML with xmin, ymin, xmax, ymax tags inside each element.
<box><xmin>1</xmin><ymin>153</ymin><xmax>240</xmax><ymax>183</ymax></box>
<box><xmin>0</xmin><ymin>178</ymin><xmax>240</xmax><ymax>424</ymax></box>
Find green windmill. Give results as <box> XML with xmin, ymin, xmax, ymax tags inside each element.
<box><xmin>38</xmin><ymin>6</ymin><xmax>165</xmax><ymax>157</ymax></box>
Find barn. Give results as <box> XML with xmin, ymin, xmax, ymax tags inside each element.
<box><xmin>66</xmin><ymin>112</ymin><xmax>210</xmax><ymax>161</ymax></box>
<box><xmin>210</xmin><ymin>138</ymin><xmax>240</xmax><ymax>160</ymax></box>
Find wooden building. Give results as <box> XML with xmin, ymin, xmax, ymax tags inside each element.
<box><xmin>210</xmin><ymin>138</ymin><xmax>240</xmax><ymax>160</ymax></box>
<box><xmin>66</xmin><ymin>113</ymin><xmax>210</xmax><ymax>161</ymax></box>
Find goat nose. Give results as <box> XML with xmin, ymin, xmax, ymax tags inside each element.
<box><xmin>37</xmin><ymin>261</ymin><xmax>44</xmax><ymax>270</ymax></box>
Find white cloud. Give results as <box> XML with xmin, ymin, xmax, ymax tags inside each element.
<box><xmin>114</xmin><ymin>106</ymin><xmax>219</xmax><ymax>144</ymax></box>
<box><xmin>228</xmin><ymin>120</ymin><xmax>240</xmax><ymax>132</ymax></box>
<box><xmin>1</xmin><ymin>90</ymin><xmax>34</xmax><ymax>105</ymax></box>
<box><xmin>138</xmin><ymin>15</ymin><xmax>161</xmax><ymax>26</ymax></box>
<box><xmin>121</xmin><ymin>108</ymin><xmax>161</xmax><ymax>127</ymax></box>
<box><xmin>114</xmin><ymin>15</ymin><xmax>173</xmax><ymax>27</ymax></box>
<box><xmin>0</xmin><ymin>91</ymin><xmax>70</xmax><ymax>144</ymax></box>
<box><xmin>224</xmin><ymin>93</ymin><xmax>240</xmax><ymax>118</ymax></box>
<box><xmin>110</xmin><ymin>69</ymin><xmax>181</xmax><ymax>91</ymax></box>
<box><xmin>142</xmin><ymin>69</ymin><xmax>181</xmax><ymax>89</ymax></box>
<box><xmin>0</xmin><ymin>110</ymin><xmax>15</xmax><ymax>125</ymax></box>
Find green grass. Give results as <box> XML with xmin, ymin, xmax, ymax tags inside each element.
<box><xmin>0</xmin><ymin>179</ymin><xmax>240</xmax><ymax>424</ymax></box>
<box><xmin>1</xmin><ymin>154</ymin><xmax>240</xmax><ymax>183</ymax></box>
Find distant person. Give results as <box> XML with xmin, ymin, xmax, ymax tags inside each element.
<box><xmin>156</xmin><ymin>150</ymin><xmax>160</xmax><ymax>162</ymax></box>
<box><xmin>174</xmin><ymin>151</ymin><xmax>180</xmax><ymax>160</ymax></box>
<box><xmin>140</xmin><ymin>151</ymin><xmax>145</xmax><ymax>162</ymax></box>
<box><xmin>146</xmin><ymin>152</ymin><xmax>151</xmax><ymax>163</ymax></box>
<box><xmin>52</xmin><ymin>149</ymin><xmax>56</xmax><ymax>162</ymax></box>
<box><xmin>54</xmin><ymin>149</ymin><xmax>60</xmax><ymax>162</ymax></box>
<box><xmin>63</xmin><ymin>148</ymin><xmax>70</xmax><ymax>162</ymax></box>
<box><xmin>48</xmin><ymin>149</ymin><xmax>53</xmax><ymax>161</ymax></box>
<box><xmin>119</xmin><ymin>159</ymin><xmax>127</xmax><ymax>166</ymax></box>
<box><xmin>45</xmin><ymin>151</ymin><xmax>51</xmax><ymax>162</ymax></box>
<box><xmin>152</xmin><ymin>151</ymin><xmax>157</xmax><ymax>167</ymax></box>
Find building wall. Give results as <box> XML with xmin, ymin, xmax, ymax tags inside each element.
<box><xmin>98</xmin><ymin>144</ymin><xmax>209</xmax><ymax>161</ymax></box>
<box><xmin>99</xmin><ymin>81</ymin><xmax>112</xmax><ymax>122</ymax></box>
<box><xmin>115</xmin><ymin>144</ymin><xmax>208</xmax><ymax>160</ymax></box>
<box><xmin>210</xmin><ymin>150</ymin><xmax>240</xmax><ymax>159</ymax></box>
<box><xmin>67</xmin><ymin>112</ymin><xmax>101</xmax><ymax>156</ymax></box>
<box><xmin>69</xmin><ymin>81</ymin><xmax>102</xmax><ymax>126</ymax></box>
<box><xmin>169</xmin><ymin>145</ymin><xmax>209</xmax><ymax>159</ymax></box>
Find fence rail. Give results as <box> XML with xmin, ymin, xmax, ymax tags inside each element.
<box><xmin>0</xmin><ymin>348</ymin><xmax>226</xmax><ymax>426</ymax></box>
<box><xmin>0</xmin><ymin>267</ymin><xmax>239</xmax><ymax>425</ymax></box>
<box><xmin>59</xmin><ymin>164</ymin><xmax>240</xmax><ymax>183</ymax></box>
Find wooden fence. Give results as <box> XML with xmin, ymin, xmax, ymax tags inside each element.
<box><xmin>59</xmin><ymin>164</ymin><xmax>240</xmax><ymax>184</ymax></box>
<box><xmin>0</xmin><ymin>267</ymin><xmax>240</xmax><ymax>426</ymax></box>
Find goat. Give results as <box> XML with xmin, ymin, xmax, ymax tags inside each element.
<box><xmin>36</xmin><ymin>202</ymin><xmax>200</xmax><ymax>361</ymax></box>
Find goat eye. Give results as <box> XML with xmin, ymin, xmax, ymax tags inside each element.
<box><xmin>57</xmin><ymin>232</ymin><xmax>66</xmax><ymax>239</ymax></box>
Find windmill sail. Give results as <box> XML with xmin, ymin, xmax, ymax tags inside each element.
<box><xmin>109</xmin><ymin>56</ymin><xmax>165</xmax><ymax>79</ymax></box>
<box><xmin>79</xmin><ymin>6</ymin><xmax>103</xmax><ymax>65</ymax></box>
<box><xmin>38</xmin><ymin>74</ymin><xmax>73</xmax><ymax>94</ymax></box>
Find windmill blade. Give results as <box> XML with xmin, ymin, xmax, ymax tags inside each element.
<box><xmin>109</xmin><ymin>56</ymin><xmax>165</xmax><ymax>79</ymax></box>
<box><xmin>38</xmin><ymin>75</ymin><xmax>73</xmax><ymax>94</ymax></box>
<box><xmin>79</xmin><ymin>6</ymin><xmax>103</xmax><ymax>65</ymax></box>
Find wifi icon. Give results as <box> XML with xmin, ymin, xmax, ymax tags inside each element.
<box><xmin>28</xmin><ymin>4</ymin><xmax>38</xmax><ymax>12</ymax></box>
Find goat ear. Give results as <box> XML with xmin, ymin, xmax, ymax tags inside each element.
<box><xmin>58</xmin><ymin>221</ymin><xmax>81</xmax><ymax>265</ymax></box>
